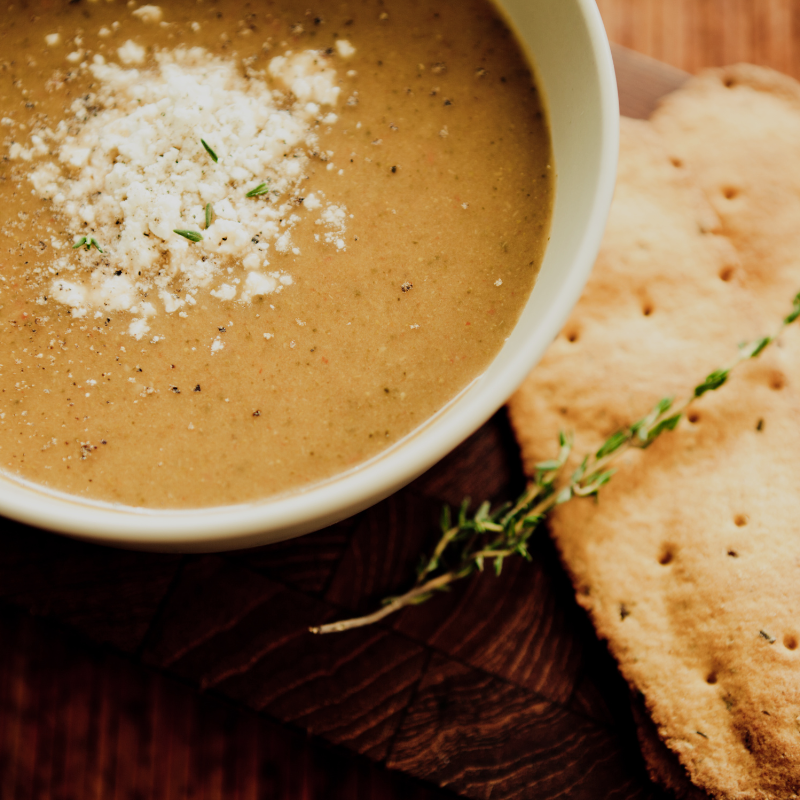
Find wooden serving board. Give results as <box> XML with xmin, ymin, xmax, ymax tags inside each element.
<box><xmin>0</xmin><ymin>44</ymin><xmax>689</xmax><ymax>800</ymax></box>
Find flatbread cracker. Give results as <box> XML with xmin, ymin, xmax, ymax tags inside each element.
<box><xmin>509</xmin><ymin>116</ymin><xmax>800</xmax><ymax>798</ymax></box>
<box><xmin>509</xmin><ymin>116</ymin><xmax>755</xmax><ymax>472</ymax></box>
<box><xmin>631</xmin><ymin>695</ymin><xmax>711</xmax><ymax>800</ymax></box>
<box><xmin>652</xmin><ymin>64</ymin><xmax>800</xmax><ymax>319</ymax></box>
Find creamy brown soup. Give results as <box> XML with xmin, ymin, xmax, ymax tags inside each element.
<box><xmin>0</xmin><ymin>0</ymin><xmax>552</xmax><ymax>508</ymax></box>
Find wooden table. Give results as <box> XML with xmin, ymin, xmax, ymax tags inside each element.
<box><xmin>0</xmin><ymin>3</ymin><xmax>790</xmax><ymax>798</ymax></box>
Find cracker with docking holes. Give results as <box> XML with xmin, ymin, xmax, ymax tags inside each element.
<box><xmin>509</xmin><ymin>114</ymin><xmax>800</xmax><ymax>799</ymax></box>
<box><xmin>653</xmin><ymin>64</ymin><xmax>800</xmax><ymax>319</ymax></box>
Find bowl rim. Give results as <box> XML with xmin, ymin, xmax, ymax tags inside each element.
<box><xmin>0</xmin><ymin>0</ymin><xmax>620</xmax><ymax>551</ymax></box>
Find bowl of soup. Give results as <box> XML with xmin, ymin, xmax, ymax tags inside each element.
<box><xmin>0</xmin><ymin>0</ymin><xmax>617</xmax><ymax>550</ymax></box>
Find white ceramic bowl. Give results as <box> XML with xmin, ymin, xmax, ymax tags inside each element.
<box><xmin>0</xmin><ymin>0</ymin><xmax>618</xmax><ymax>551</ymax></box>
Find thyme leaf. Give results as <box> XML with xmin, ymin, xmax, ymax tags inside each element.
<box><xmin>246</xmin><ymin>182</ymin><xmax>270</xmax><ymax>198</ymax></box>
<box><xmin>72</xmin><ymin>235</ymin><xmax>104</xmax><ymax>253</ymax></box>
<box><xmin>201</xmin><ymin>139</ymin><xmax>219</xmax><ymax>163</ymax></box>
<box><xmin>205</xmin><ymin>203</ymin><xmax>213</xmax><ymax>229</ymax></box>
<box><xmin>310</xmin><ymin>290</ymin><xmax>800</xmax><ymax>635</ymax></box>
<box><xmin>173</xmin><ymin>229</ymin><xmax>203</xmax><ymax>243</ymax></box>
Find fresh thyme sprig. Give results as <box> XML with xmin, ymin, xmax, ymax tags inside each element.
<box><xmin>174</xmin><ymin>229</ymin><xmax>203</xmax><ymax>243</ymax></box>
<box><xmin>72</xmin><ymin>235</ymin><xmax>104</xmax><ymax>253</ymax></box>
<box><xmin>311</xmin><ymin>291</ymin><xmax>800</xmax><ymax>634</ymax></box>
<box><xmin>246</xmin><ymin>182</ymin><xmax>270</xmax><ymax>198</ymax></box>
<box><xmin>201</xmin><ymin>139</ymin><xmax>219</xmax><ymax>163</ymax></box>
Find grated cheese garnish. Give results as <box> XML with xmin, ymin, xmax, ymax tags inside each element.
<box><xmin>9</xmin><ymin>43</ymin><xmax>354</xmax><ymax>339</ymax></box>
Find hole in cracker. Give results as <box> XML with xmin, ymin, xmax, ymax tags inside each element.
<box><xmin>719</xmin><ymin>265</ymin><xmax>735</xmax><ymax>282</ymax></box>
<box><xmin>727</xmin><ymin>549</ymin><xmax>739</xmax><ymax>557</ymax></box>
<box><xmin>687</xmin><ymin>412</ymin><xmax>700</xmax><ymax>424</ymax></box>
<box><xmin>642</xmin><ymin>303</ymin><xmax>654</xmax><ymax>317</ymax></box>
<box><xmin>722</xmin><ymin>186</ymin><xmax>739</xmax><ymax>200</ymax></box>
<box><xmin>784</xmin><ymin>634</ymin><xmax>798</xmax><ymax>651</ymax></box>
<box><xmin>756</xmin><ymin>418</ymin><xmax>764</xmax><ymax>432</ymax></box>
<box><xmin>769</xmin><ymin>371</ymin><xmax>786</xmax><ymax>390</ymax></box>
<box><xmin>706</xmin><ymin>672</ymin><xmax>718</xmax><ymax>685</ymax></box>
<box><xmin>670</xmin><ymin>156</ymin><xmax>683</xmax><ymax>168</ymax></box>
<box><xmin>620</xmin><ymin>603</ymin><xmax>631</xmax><ymax>620</ymax></box>
<box><xmin>658</xmin><ymin>547</ymin><xmax>674</xmax><ymax>566</ymax></box>
<box><xmin>565</xmin><ymin>329</ymin><xmax>579</xmax><ymax>343</ymax></box>
<box><xmin>734</xmin><ymin>514</ymin><xmax>748</xmax><ymax>527</ymax></box>
<box><xmin>723</xmin><ymin>77</ymin><xmax>737</xmax><ymax>88</ymax></box>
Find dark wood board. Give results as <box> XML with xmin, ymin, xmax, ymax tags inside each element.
<box><xmin>0</xmin><ymin>44</ymin><xmax>691</xmax><ymax>800</ymax></box>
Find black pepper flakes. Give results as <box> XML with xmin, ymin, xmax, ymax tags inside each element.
<box><xmin>401</xmin><ymin>281</ymin><xmax>412</xmax><ymax>292</ymax></box>
<box><xmin>218</xmin><ymin>326</ymin><xmax>226</xmax><ymax>332</ymax></box>
<box><xmin>194</xmin><ymin>384</ymin><xmax>201</xmax><ymax>392</ymax></box>
<box><xmin>391</xmin><ymin>166</ymin><xmax>397</xmax><ymax>173</ymax></box>
<box><xmin>253</xmin><ymin>410</ymin><xmax>261</xmax><ymax>417</ymax></box>
<box><xmin>171</xmin><ymin>386</ymin><xmax>180</xmax><ymax>394</ymax></box>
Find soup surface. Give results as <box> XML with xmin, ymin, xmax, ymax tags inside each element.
<box><xmin>0</xmin><ymin>0</ymin><xmax>552</xmax><ymax>508</ymax></box>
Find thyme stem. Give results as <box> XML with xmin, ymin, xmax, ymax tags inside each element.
<box><xmin>311</xmin><ymin>291</ymin><xmax>800</xmax><ymax>635</ymax></box>
<box><xmin>309</xmin><ymin>573</ymin><xmax>457</xmax><ymax>634</ymax></box>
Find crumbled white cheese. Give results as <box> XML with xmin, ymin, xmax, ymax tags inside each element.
<box><xmin>304</xmin><ymin>193</ymin><xmax>321</xmax><ymax>211</ymax></box>
<box><xmin>132</xmin><ymin>4</ymin><xmax>163</xmax><ymax>24</ymax></box>
<box><xmin>13</xmin><ymin>45</ymin><xmax>352</xmax><ymax>336</ymax></box>
<box><xmin>210</xmin><ymin>335</ymin><xmax>224</xmax><ymax>354</ymax></box>
<box><xmin>128</xmin><ymin>318</ymin><xmax>151</xmax><ymax>339</ymax></box>
<box><xmin>45</xmin><ymin>33</ymin><xmax>61</xmax><ymax>47</ymax></box>
<box><xmin>335</xmin><ymin>39</ymin><xmax>356</xmax><ymax>58</ymax></box>
<box><xmin>239</xmin><ymin>271</ymin><xmax>281</xmax><ymax>302</ymax></box>
<box><xmin>210</xmin><ymin>283</ymin><xmax>237</xmax><ymax>301</ymax></box>
<box><xmin>268</xmin><ymin>50</ymin><xmax>340</xmax><ymax>105</ymax></box>
<box><xmin>117</xmin><ymin>40</ymin><xmax>146</xmax><ymax>64</ymax></box>
<box><xmin>316</xmin><ymin>203</ymin><xmax>348</xmax><ymax>249</ymax></box>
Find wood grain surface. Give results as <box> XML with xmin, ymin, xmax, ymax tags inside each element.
<box><xmin>0</xmin><ymin>5</ymin><xmax>791</xmax><ymax>798</ymax></box>
<box><xmin>0</xmin><ymin>414</ymin><xmax>662</xmax><ymax>800</ymax></box>
<box><xmin>599</xmin><ymin>0</ymin><xmax>800</xmax><ymax>79</ymax></box>
<box><xmin>0</xmin><ymin>607</ymin><xmax>451</xmax><ymax>800</ymax></box>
